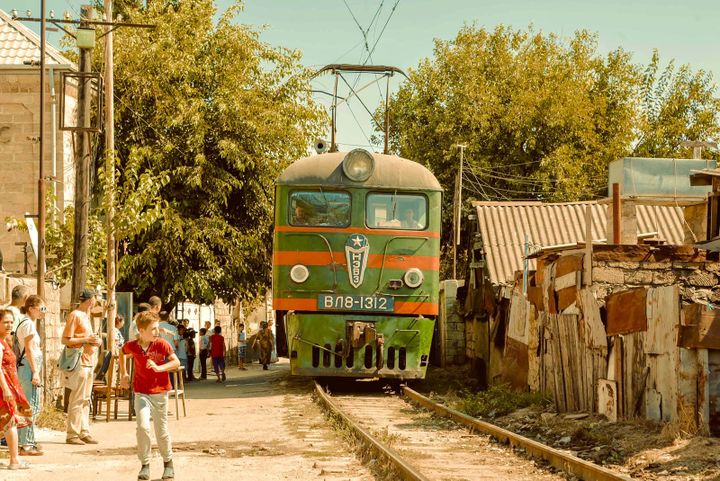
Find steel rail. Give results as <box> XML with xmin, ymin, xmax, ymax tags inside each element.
<box><xmin>314</xmin><ymin>382</ymin><xmax>430</xmax><ymax>481</ymax></box>
<box><xmin>403</xmin><ymin>387</ymin><xmax>633</xmax><ymax>481</ymax></box>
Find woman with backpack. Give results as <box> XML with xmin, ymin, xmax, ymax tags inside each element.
<box><xmin>15</xmin><ymin>295</ymin><xmax>45</xmax><ymax>456</ymax></box>
<box><xmin>0</xmin><ymin>308</ymin><xmax>32</xmax><ymax>469</ymax></box>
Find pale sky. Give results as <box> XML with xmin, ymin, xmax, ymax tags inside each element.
<box><xmin>4</xmin><ymin>0</ymin><xmax>719</xmax><ymax>151</ymax></box>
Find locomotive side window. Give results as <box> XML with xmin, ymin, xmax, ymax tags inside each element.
<box><xmin>366</xmin><ymin>193</ymin><xmax>427</xmax><ymax>230</ymax></box>
<box><xmin>289</xmin><ymin>190</ymin><xmax>351</xmax><ymax>227</ymax></box>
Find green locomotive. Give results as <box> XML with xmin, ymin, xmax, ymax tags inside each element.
<box><xmin>272</xmin><ymin>148</ymin><xmax>442</xmax><ymax>379</ymax></box>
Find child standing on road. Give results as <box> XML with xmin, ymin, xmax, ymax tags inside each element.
<box><xmin>209</xmin><ymin>326</ymin><xmax>226</xmax><ymax>383</ymax></box>
<box><xmin>237</xmin><ymin>323</ymin><xmax>247</xmax><ymax>370</ymax></box>
<box><xmin>120</xmin><ymin>311</ymin><xmax>180</xmax><ymax>481</ymax></box>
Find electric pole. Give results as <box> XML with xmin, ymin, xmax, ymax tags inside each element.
<box><xmin>37</xmin><ymin>0</ymin><xmax>46</xmax><ymax>300</ymax></box>
<box><xmin>104</xmin><ymin>0</ymin><xmax>117</xmax><ymax>356</ymax></box>
<box><xmin>70</xmin><ymin>4</ymin><xmax>94</xmax><ymax>305</ymax></box>
<box><xmin>452</xmin><ymin>144</ymin><xmax>466</xmax><ymax>280</ymax></box>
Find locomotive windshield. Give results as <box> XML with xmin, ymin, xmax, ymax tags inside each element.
<box><xmin>366</xmin><ymin>193</ymin><xmax>427</xmax><ymax>230</ymax></box>
<box><xmin>289</xmin><ymin>190</ymin><xmax>351</xmax><ymax>227</ymax></box>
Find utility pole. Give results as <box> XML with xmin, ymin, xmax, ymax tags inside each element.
<box><xmin>38</xmin><ymin>0</ymin><xmax>49</xmax><ymax>405</ymax></box>
<box><xmin>71</xmin><ymin>5</ymin><xmax>94</xmax><ymax>305</ymax></box>
<box><xmin>37</xmin><ymin>0</ymin><xmax>46</xmax><ymax>301</ymax></box>
<box><xmin>452</xmin><ymin>144</ymin><xmax>466</xmax><ymax>280</ymax></box>
<box><xmin>105</xmin><ymin>0</ymin><xmax>117</xmax><ymax>357</ymax></box>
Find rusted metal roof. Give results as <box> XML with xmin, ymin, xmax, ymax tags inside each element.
<box><xmin>0</xmin><ymin>9</ymin><xmax>74</xmax><ymax>67</ymax></box>
<box><xmin>473</xmin><ymin>200</ymin><xmax>686</xmax><ymax>285</ymax></box>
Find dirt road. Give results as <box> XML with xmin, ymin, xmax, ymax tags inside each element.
<box><xmin>3</xmin><ymin>359</ymin><xmax>373</xmax><ymax>481</ymax></box>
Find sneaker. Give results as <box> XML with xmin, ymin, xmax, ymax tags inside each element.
<box><xmin>162</xmin><ymin>460</ymin><xmax>174</xmax><ymax>480</ymax></box>
<box><xmin>80</xmin><ymin>435</ymin><xmax>99</xmax><ymax>445</ymax></box>
<box><xmin>7</xmin><ymin>461</ymin><xmax>30</xmax><ymax>470</ymax></box>
<box><xmin>66</xmin><ymin>437</ymin><xmax>85</xmax><ymax>445</ymax></box>
<box><xmin>138</xmin><ymin>464</ymin><xmax>150</xmax><ymax>480</ymax></box>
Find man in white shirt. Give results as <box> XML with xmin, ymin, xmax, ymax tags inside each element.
<box><xmin>3</xmin><ymin>285</ymin><xmax>29</xmax><ymax>333</ymax></box>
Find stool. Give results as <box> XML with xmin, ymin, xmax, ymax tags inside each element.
<box><xmin>169</xmin><ymin>366</ymin><xmax>186</xmax><ymax>420</ymax></box>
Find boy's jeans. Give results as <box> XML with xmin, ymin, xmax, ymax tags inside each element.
<box><xmin>17</xmin><ymin>355</ymin><xmax>42</xmax><ymax>447</ymax></box>
<box><xmin>135</xmin><ymin>392</ymin><xmax>173</xmax><ymax>465</ymax></box>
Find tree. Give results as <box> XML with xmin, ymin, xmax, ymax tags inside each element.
<box><xmin>633</xmin><ymin>50</ymin><xmax>720</xmax><ymax>158</ymax></box>
<box><xmin>386</xmin><ymin>25</ymin><xmax>720</xmax><ymax>271</ymax></box>
<box><xmin>108</xmin><ymin>0</ymin><xmax>324</xmax><ymax>304</ymax></box>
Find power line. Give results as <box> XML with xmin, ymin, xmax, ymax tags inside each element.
<box><xmin>366</xmin><ymin>0</ymin><xmax>400</xmax><ymax>60</ymax></box>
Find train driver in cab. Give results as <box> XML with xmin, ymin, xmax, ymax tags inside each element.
<box><xmin>401</xmin><ymin>208</ymin><xmax>423</xmax><ymax>229</ymax></box>
<box><xmin>293</xmin><ymin>204</ymin><xmax>312</xmax><ymax>225</ymax></box>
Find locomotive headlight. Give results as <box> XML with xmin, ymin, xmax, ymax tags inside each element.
<box><xmin>342</xmin><ymin>149</ymin><xmax>375</xmax><ymax>182</ymax></box>
<box><xmin>290</xmin><ymin>264</ymin><xmax>310</xmax><ymax>283</ymax></box>
<box><xmin>403</xmin><ymin>268</ymin><xmax>424</xmax><ymax>288</ymax></box>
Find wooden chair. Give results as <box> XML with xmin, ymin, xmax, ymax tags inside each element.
<box><xmin>92</xmin><ymin>355</ymin><xmax>133</xmax><ymax>422</ymax></box>
<box><xmin>168</xmin><ymin>366</ymin><xmax>186</xmax><ymax>420</ymax></box>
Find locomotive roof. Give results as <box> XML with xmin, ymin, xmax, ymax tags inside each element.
<box><xmin>276</xmin><ymin>151</ymin><xmax>443</xmax><ymax>191</ymax></box>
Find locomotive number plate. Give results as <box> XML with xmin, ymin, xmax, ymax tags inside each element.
<box><xmin>318</xmin><ymin>294</ymin><xmax>394</xmax><ymax>312</ymax></box>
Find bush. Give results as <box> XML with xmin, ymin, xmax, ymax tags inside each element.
<box><xmin>451</xmin><ymin>384</ymin><xmax>549</xmax><ymax>418</ymax></box>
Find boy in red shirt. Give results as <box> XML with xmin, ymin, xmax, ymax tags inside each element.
<box><xmin>120</xmin><ymin>311</ymin><xmax>180</xmax><ymax>481</ymax></box>
<box><xmin>209</xmin><ymin>325</ymin><xmax>226</xmax><ymax>383</ymax></box>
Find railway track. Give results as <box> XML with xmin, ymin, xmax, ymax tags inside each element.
<box><xmin>315</xmin><ymin>380</ymin><xmax>633</xmax><ymax>481</ymax></box>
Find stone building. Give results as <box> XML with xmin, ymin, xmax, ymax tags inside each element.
<box><xmin>0</xmin><ymin>9</ymin><xmax>76</xmax><ymax>274</ymax></box>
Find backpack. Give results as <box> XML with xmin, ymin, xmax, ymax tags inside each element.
<box><xmin>12</xmin><ymin>317</ymin><xmax>29</xmax><ymax>367</ymax></box>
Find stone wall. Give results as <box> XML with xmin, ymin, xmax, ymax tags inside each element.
<box><xmin>0</xmin><ymin>71</ymin><xmax>75</xmax><ymax>274</ymax></box>
<box><xmin>589</xmin><ymin>245</ymin><xmax>720</xmax><ymax>304</ymax></box>
<box><xmin>439</xmin><ymin>280</ymin><xmax>466</xmax><ymax>366</ymax></box>
<box><xmin>213</xmin><ymin>299</ymin><xmax>239</xmax><ymax>364</ymax></box>
<box><xmin>0</xmin><ymin>273</ymin><xmax>63</xmax><ymax>404</ymax></box>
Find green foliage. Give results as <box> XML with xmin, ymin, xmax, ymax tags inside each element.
<box><xmin>5</xmin><ymin>195</ymin><xmax>106</xmax><ymax>289</ymax></box>
<box><xmin>387</xmin><ymin>25</ymin><xmax>720</xmax><ymax>268</ymax></box>
<box><xmin>633</xmin><ymin>50</ymin><xmax>720</xmax><ymax>158</ymax></box>
<box><xmin>105</xmin><ymin>0</ymin><xmax>324</xmax><ymax>304</ymax></box>
<box><xmin>450</xmin><ymin>384</ymin><xmax>550</xmax><ymax>418</ymax></box>
<box><xmin>44</xmin><ymin>206</ymin><xmax>107</xmax><ymax>289</ymax></box>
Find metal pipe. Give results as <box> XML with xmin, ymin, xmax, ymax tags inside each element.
<box><xmin>384</xmin><ymin>73</ymin><xmax>390</xmax><ymax>155</ymax></box>
<box><xmin>330</xmin><ymin>72</ymin><xmax>339</xmax><ymax>152</ymax></box>
<box><xmin>612</xmin><ymin>183</ymin><xmax>621</xmax><ymax>244</ymax></box>
<box><xmin>49</xmin><ymin>66</ymin><xmax>57</xmax><ymax>223</ymax></box>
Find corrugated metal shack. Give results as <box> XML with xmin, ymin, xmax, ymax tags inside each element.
<box><xmin>461</xmin><ymin>196</ymin><xmax>720</xmax><ymax>432</ymax></box>
<box><xmin>522</xmin><ymin>244</ymin><xmax>720</xmax><ymax>434</ymax></box>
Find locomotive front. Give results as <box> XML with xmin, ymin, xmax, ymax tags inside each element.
<box><xmin>272</xmin><ymin>149</ymin><xmax>442</xmax><ymax>379</ymax></box>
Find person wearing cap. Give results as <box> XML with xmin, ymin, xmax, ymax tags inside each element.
<box><xmin>62</xmin><ymin>288</ymin><xmax>101</xmax><ymax>445</ymax></box>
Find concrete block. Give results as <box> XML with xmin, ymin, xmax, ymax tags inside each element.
<box><xmin>607</xmin><ymin>261</ymin><xmax>642</xmax><ymax>269</ymax></box>
<box><xmin>442</xmin><ymin>279</ymin><xmax>459</xmax><ymax>298</ymax></box>
<box><xmin>592</xmin><ymin>267</ymin><xmax>625</xmax><ymax>284</ymax></box>
<box><xmin>625</xmin><ymin>270</ymin><xmax>653</xmax><ymax>285</ymax></box>
<box><xmin>652</xmin><ymin>271</ymin><xmax>677</xmax><ymax>285</ymax></box>
<box><xmin>640</xmin><ymin>260</ymin><xmax>672</xmax><ymax>270</ymax></box>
